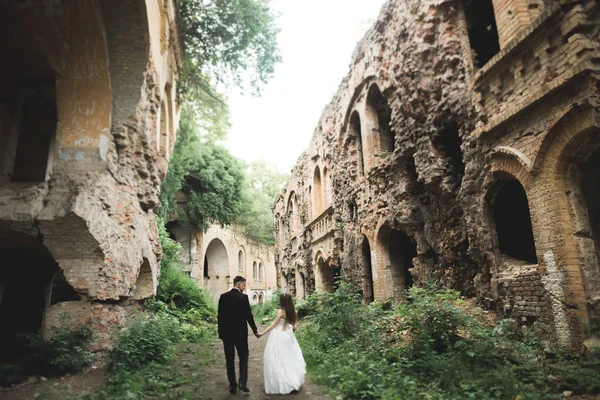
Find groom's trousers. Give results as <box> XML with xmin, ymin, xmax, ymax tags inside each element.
<box><xmin>223</xmin><ymin>336</ymin><xmax>249</xmax><ymax>387</ymax></box>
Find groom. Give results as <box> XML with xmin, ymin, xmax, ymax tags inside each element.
<box><xmin>218</xmin><ymin>275</ymin><xmax>260</xmax><ymax>394</ymax></box>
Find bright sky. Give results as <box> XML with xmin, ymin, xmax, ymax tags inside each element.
<box><xmin>224</xmin><ymin>0</ymin><xmax>387</xmax><ymax>173</ymax></box>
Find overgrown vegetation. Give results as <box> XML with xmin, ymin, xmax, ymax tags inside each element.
<box><xmin>80</xmin><ymin>222</ymin><xmax>217</xmax><ymax>399</ymax></box>
<box><xmin>297</xmin><ymin>282</ymin><xmax>600</xmax><ymax>400</ymax></box>
<box><xmin>0</xmin><ymin>320</ymin><xmax>95</xmax><ymax>387</ymax></box>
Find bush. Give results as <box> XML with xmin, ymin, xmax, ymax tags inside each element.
<box><xmin>45</xmin><ymin>323</ymin><xmax>96</xmax><ymax>375</ymax></box>
<box><xmin>295</xmin><ymin>292</ymin><xmax>319</xmax><ymax>318</ymax></box>
<box><xmin>297</xmin><ymin>283</ymin><xmax>600</xmax><ymax>400</ymax></box>
<box><xmin>252</xmin><ymin>290</ymin><xmax>281</xmax><ymax>322</ymax></box>
<box><xmin>110</xmin><ymin>317</ymin><xmax>180</xmax><ymax>372</ymax></box>
<box><xmin>156</xmin><ymin>220</ymin><xmax>217</xmax><ymax>321</ymax></box>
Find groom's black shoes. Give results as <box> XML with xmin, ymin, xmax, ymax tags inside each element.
<box><xmin>239</xmin><ymin>385</ymin><xmax>251</xmax><ymax>393</ymax></box>
<box><xmin>228</xmin><ymin>384</ymin><xmax>237</xmax><ymax>394</ymax></box>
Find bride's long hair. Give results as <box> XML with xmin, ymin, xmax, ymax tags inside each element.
<box><xmin>279</xmin><ymin>292</ymin><xmax>298</xmax><ymax>325</ymax></box>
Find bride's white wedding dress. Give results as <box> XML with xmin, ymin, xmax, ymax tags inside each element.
<box><xmin>263</xmin><ymin>319</ymin><xmax>306</xmax><ymax>394</ymax></box>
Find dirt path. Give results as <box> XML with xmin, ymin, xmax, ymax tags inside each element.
<box><xmin>198</xmin><ymin>325</ymin><xmax>330</xmax><ymax>400</ymax></box>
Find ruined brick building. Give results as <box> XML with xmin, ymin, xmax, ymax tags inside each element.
<box><xmin>166</xmin><ymin>220</ymin><xmax>277</xmax><ymax>304</ymax></box>
<box><xmin>0</xmin><ymin>0</ymin><xmax>181</xmax><ymax>355</ymax></box>
<box><xmin>274</xmin><ymin>0</ymin><xmax>600</xmax><ymax>347</ymax></box>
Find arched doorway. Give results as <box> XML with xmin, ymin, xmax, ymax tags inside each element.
<box><xmin>0</xmin><ymin>231</ymin><xmax>61</xmax><ymax>362</ymax></box>
<box><xmin>349</xmin><ymin>111</ymin><xmax>365</xmax><ymax>174</ymax></box>
<box><xmin>315</xmin><ymin>254</ymin><xmax>340</xmax><ymax>293</ymax></box>
<box><xmin>313</xmin><ymin>166</ymin><xmax>323</xmax><ymax>215</ymax></box>
<box><xmin>259</xmin><ymin>293</ymin><xmax>264</xmax><ymax>304</ymax></box>
<box><xmin>581</xmin><ymin>146</ymin><xmax>600</xmax><ymax>274</ymax></box>
<box><xmin>296</xmin><ymin>270</ymin><xmax>306</xmax><ymax>300</ymax></box>
<box><xmin>489</xmin><ymin>178</ymin><xmax>537</xmax><ymax>264</ymax></box>
<box><xmin>376</xmin><ymin>225</ymin><xmax>417</xmax><ymax>301</ymax></box>
<box><xmin>362</xmin><ymin>236</ymin><xmax>374</xmax><ymax>303</ymax></box>
<box><xmin>366</xmin><ymin>84</ymin><xmax>394</xmax><ymax>155</ymax></box>
<box><xmin>203</xmin><ymin>239</ymin><xmax>229</xmax><ymax>298</ymax></box>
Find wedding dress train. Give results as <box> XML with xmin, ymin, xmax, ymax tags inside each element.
<box><xmin>263</xmin><ymin>319</ymin><xmax>306</xmax><ymax>394</ymax></box>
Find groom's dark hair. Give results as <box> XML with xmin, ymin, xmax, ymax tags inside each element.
<box><xmin>233</xmin><ymin>276</ymin><xmax>246</xmax><ymax>285</ymax></box>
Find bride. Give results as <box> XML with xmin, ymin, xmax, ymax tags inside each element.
<box><xmin>258</xmin><ymin>293</ymin><xmax>306</xmax><ymax>394</ymax></box>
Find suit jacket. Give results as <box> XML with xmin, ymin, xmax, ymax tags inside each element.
<box><xmin>218</xmin><ymin>288</ymin><xmax>258</xmax><ymax>341</ymax></box>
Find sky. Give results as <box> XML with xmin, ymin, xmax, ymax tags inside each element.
<box><xmin>224</xmin><ymin>0</ymin><xmax>388</xmax><ymax>173</ymax></box>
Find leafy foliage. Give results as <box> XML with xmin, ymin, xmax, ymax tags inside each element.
<box><xmin>298</xmin><ymin>282</ymin><xmax>600</xmax><ymax>400</ymax></box>
<box><xmin>158</xmin><ymin>108</ymin><xmax>246</xmax><ymax>231</ymax></box>
<box><xmin>110</xmin><ymin>317</ymin><xmax>180</xmax><ymax>372</ymax></box>
<box><xmin>0</xmin><ymin>319</ymin><xmax>95</xmax><ymax>386</ymax></box>
<box><xmin>179</xmin><ymin>0</ymin><xmax>281</xmax><ymax>96</ymax></box>
<box><xmin>44</xmin><ymin>322</ymin><xmax>96</xmax><ymax>375</ymax></box>
<box><xmin>237</xmin><ymin>159</ymin><xmax>288</xmax><ymax>245</ymax></box>
<box><xmin>252</xmin><ymin>289</ymin><xmax>281</xmax><ymax>322</ymax></box>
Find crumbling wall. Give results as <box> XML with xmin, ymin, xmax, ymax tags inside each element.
<box><xmin>275</xmin><ymin>0</ymin><xmax>600</xmax><ymax>347</ymax></box>
<box><xmin>0</xmin><ymin>0</ymin><xmax>181</xmax><ymax>348</ymax></box>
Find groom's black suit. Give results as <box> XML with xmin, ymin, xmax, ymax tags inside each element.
<box><xmin>218</xmin><ymin>287</ymin><xmax>258</xmax><ymax>390</ymax></box>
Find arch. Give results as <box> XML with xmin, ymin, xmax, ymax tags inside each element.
<box><xmin>203</xmin><ymin>239</ymin><xmax>229</xmax><ymax>295</ymax></box>
<box><xmin>361</xmin><ymin>236</ymin><xmax>374</xmax><ymax>304</ymax></box>
<box><xmin>259</xmin><ymin>262</ymin><xmax>264</xmax><ymax>282</ymax></box>
<box><xmin>287</xmin><ymin>192</ymin><xmax>299</xmax><ymax>234</ymax></box>
<box><xmin>253</xmin><ymin>292</ymin><xmax>258</xmax><ymax>305</ymax></box>
<box><xmin>10</xmin><ymin>86</ymin><xmax>57</xmax><ymax>182</ymax></box>
<box><xmin>159</xmin><ymin>100</ymin><xmax>168</xmax><ymax>155</ymax></box>
<box><xmin>349</xmin><ymin>111</ymin><xmax>365</xmax><ymax>175</ymax></box>
<box><xmin>296</xmin><ymin>270</ymin><xmax>306</xmax><ymax>300</ymax></box>
<box><xmin>307</xmin><ymin>186</ymin><xmax>313</xmax><ymax>220</ymax></box>
<box><xmin>313</xmin><ymin>166</ymin><xmax>323</xmax><ymax>215</ymax></box>
<box><xmin>238</xmin><ymin>249</ymin><xmax>244</xmax><ymax>272</ymax></box>
<box><xmin>376</xmin><ymin>224</ymin><xmax>417</xmax><ymax>301</ymax></box>
<box><xmin>464</xmin><ymin>0</ymin><xmax>500</xmax><ymax>68</ymax></box>
<box><xmin>486</xmin><ymin>176</ymin><xmax>537</xmax><ymax>264</ymax></box>
<box><xmin>165</xmin><ymin>83</ymin><xmax>175</xmax><ymax>156</ymax></box>
<box><xmin>253</xmin><ymin>261</ymin><xmax>258</xmax><ymax>281</ymax></box>
<box><xmin>314</xmin><ymin>251</ymin><xmax>340</xmax><ymax>293</ymax></box>
<box><xmin>0</xmin><ymin>231</ymin><xmax>61</xmax><ymax>361</ymax></box>
<box><xmin>132</xmin><ymin>258</ymin><xmax>155</xmax><ymax>299</ymax></box>
<box><xmin>366</xmin><ymin>83</ymin><xmax>394</xmax><ymax>155</ymax></box>
<box><xmin>259</xmin><ymin>293</ymin><xmax>264</xmax><ymax>304</ymax></box>
<box><xmin>322</xmin><ymin>167</ymin><xmax>332</xmax><ymax>207</ymax></box>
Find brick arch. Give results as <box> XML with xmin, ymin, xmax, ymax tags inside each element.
<box><xmin>531</xmin><ymin>101</ymin><xmax>599</xmax><ymax>175</ymax></box>
<box><xmin>489</xmin><ymin>150</ymin><xmax>531</xmax><ymax>189</ymax></box>
<box><xmin>339</xmin><ymin>75</ymin><xmax>378</xmax><ymax>139</ymax></box>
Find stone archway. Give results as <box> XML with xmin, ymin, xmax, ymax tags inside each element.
<box><xmin>203</xmin><ymin>239</ymin><xmax>230</xmax><ymax>298</ymax></box>
<box><xmin>376</xmin><ymin>225</ymin><xmax>417</xmax><ymax>301</ymax></box>
<box><xmin>361</xmin><ymin>236</ymin><xmax>374</xmax><ymax>304</ymax></box>
<box><xmin>487</xmin><ymin>177</ymin><xmax>537</xmax><ymax>265</ymax></box>
<box><xmin>315</xmin><ymin>253</ymin><xmax>340</xmax><ymax>293</ymax></box>
<box><xmin>0</xmin><ymin>231</ymin><xmax>62</xmax><ymax>362</ymax></box>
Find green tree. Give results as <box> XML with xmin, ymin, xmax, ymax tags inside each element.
<box><xmin>158</xmin><ymin>106</ymin><xmax>245</xmax><ymax>231</ymax></box>
<box><xmin>179</xmin><ymin>0</ymin><xmax>281</xmax><ymax>97</ymax></box>
<box><xmin>237</xmin><ymin>159</ymin><xmax>289</xmax><ymax>245</ymax></box>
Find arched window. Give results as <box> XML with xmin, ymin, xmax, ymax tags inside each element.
<box><xmin>366</xmin><ymin>84</ymin><xmax>394</xmax><ymax>155</ymax></box>
<box><xmin>253</xmin><ymin>261</ymin><xmax>258</xmax><ymax>280</ymax></box>
<box><xmin>165</xmin><ymin>83</ymin><xmax>175</xmax><ymax>156</ymax></box>
<box><xmin>465</xmin><ymin>0</ymin><xmax>500</xmax><ymax>68</ymax></box>
<box><xmin>159</xmin><ymin>100</ymin><xmax>168</xmax><ymax>156</ymax></box>
<box><xmin>313</xmin><ymin>166</ymin><xmax>323</xmax><ymax>215</ymax></box>
<box><xmin>259</xmin><ymin>263</ymin><xmax>264</xmax><ymax>282</ymax></box>
<box><xmin>322</xmin><ymin>167</ymin><xmax>332</xmax><ymax>206</ymax></box>
<box><xmin>376</xmin><ymin>225</ymin><xmax>417</xmax><ymax>301</ymax></box>
<box><xmin>349</xmin><ymin>111</ymin><xmax>365</xmax><ymax>174</ymax></box>
<box><xmin>238</xmin><ymin>250</ymin><xmax>243</xmax><ymax>272</ymax></box>
<box><xmin>362</xmin><ymin>236</ymin><xmax>374</xmax><ymax>304</ymax></box>
<box><xmin>490</xmin><ymin>179</ymin><xmax>537</xmax><ymax>263</ymax></box>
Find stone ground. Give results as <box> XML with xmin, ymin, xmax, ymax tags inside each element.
<box><xmin>197</xmin><ymin>325</ymin><xmax>330</xmax><ymax>400</ymax></box>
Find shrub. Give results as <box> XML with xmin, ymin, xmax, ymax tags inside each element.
<box><xmin>252</xmin><ymin>290</ymin><xmax>281</xmax><ymax>322</ymax></box>
<box><xmin>110</xmin><ymin>317</ymin><xmax>180</xmax><ymax>372</ymax></box>
<box><xmin>45</xmin><ymin>323</ymin><xmax>96</xmax><ymax>374</ymax></box>
<box><xmin>297</xmin><ymin>283</ymin><xmax>600</xmax><ymax>400</ymax></box>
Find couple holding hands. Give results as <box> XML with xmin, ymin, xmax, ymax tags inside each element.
<box><xmin>218</xmin><ymin>276</ymin><xmax>306</xmax><ymax>395</ymax></box>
